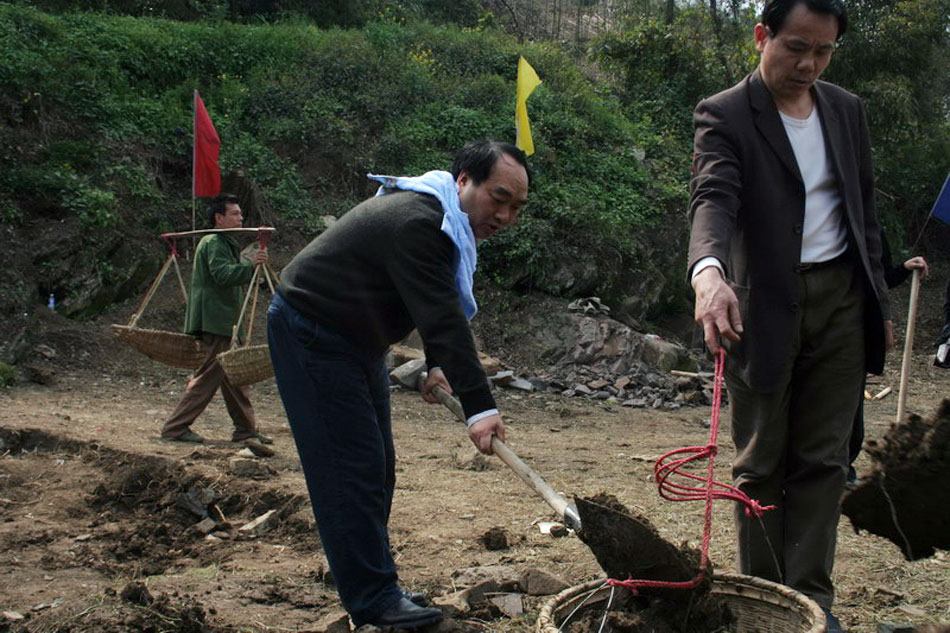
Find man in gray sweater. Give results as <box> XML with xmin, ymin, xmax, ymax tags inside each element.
<box><xmin>266</xmin><ymin>140</ymin><xmax>529</xmax><ymax>629</ymax></box>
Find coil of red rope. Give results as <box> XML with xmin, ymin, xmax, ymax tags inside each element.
<box><xmin>607</xmin><ymin>348</ymin><xmax>774</xmax><ymax>594</ymax></box>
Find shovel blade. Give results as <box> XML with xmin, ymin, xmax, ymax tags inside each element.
<box><xmin>575</xmin><ymin>495</ymin><xmax>700</xmax><ymax>592</ymax></box>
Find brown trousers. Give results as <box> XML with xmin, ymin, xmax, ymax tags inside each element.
<box><xmin>727</xmin><ymin>259</ymin><xmax>865</xmax><ymax>609</ymax></box>
<box><xmin>161</xmin><ymin>333</ymin><xmax>257</xmax><ymax>440</ymax></box>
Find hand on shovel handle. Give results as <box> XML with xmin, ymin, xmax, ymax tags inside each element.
<box><xmin>429</xmin><ymin>385</ymin><xmax>504</xmax><ymax>453</ymax></box>
<box><xmin>430</xmin><ymin>385</ymin><xmax>582</xmax><ymax>532</ymax></box>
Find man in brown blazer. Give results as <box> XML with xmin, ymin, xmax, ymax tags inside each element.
<box><xmin>687</xmin><ymin>1</ymin><xmax>892</xmax><ymax>629</ymax></box>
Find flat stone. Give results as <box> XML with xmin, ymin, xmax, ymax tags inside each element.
<box><xmin>489</xmin><ymin>370</ymin><xmax>515</xmax><ymax>386</ymax></box>
<box><xmin>622</xmin><ymin>398</ymin><xmax>647</xmax><ymax>408</ymax></box>
<box><xmin>587</xmin><ymin>379</ymin><xmax>609</xmax><ymax>389</ymax></box>
<box><xmin>519</xmin><ymin>568</ymin><xmax>570</xmax><ymax>596</ymax></box>
<box><xmin>489</xmin><ymin>592</ymin><xmax>524</xmax><ymax>618</ymax></box>
<box><xmin>433</xmin><ymin>589</ymin><xmax>469</xmax><ymax>616</ymax></box>
<box><xmin>229</xmin><ymin>457</ymin><xmax>274</xmax><ymax>479</ymax></box>
<box><xmin>391</xmin><ymin>343</ymin><xmax>424</xmax><ymax>366</ymax></box>
<box><xmin>315</xmin><ymin>612</ymin><xmax>351</xmax><ymax>633</ymax></box>
<box><xmin>897</xmin><ymin>605</ymin><xmax>928</xmax><ymax>617</ymax></box>
<box><xmin>450</xmin><ymin>564</ymin><xmax>520</xmax><ymax>589</ymax></box>
<box><xmin>462</xmin><ymin>579</ymin><xmax>500</xmax><ymax>603</ymax></box>
<box><xmin>389</xmin><ymin>358</ymin><xmax>426</xmax><ymax>390</ymax></box>
<box><xmin>506</xmin><ymin>377</ymin><xmax>535</xmax><ymax>392</ymax></box>
<box><xmin>193</xmin><ymin>517</ymin><xmax>218</xmax><ymax>534</ymax></box>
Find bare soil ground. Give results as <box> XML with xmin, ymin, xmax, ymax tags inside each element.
<box><xmin>1</xmin><ymin>278</ymin><xmax>949</xmax><ymax>633</ymax></box>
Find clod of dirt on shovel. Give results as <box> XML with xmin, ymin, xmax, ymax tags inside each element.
<box><xmin>842</xmin><ymin>399</ymin><xmax>950</xmax><ymax>560</ymax></box>
<box><xmin>575</xmin><ymin>494</ymin><xmax>707</xmax><ymax>601</ymax></box>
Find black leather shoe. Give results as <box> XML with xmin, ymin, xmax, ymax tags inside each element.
<box><xmin>403</xmin><ymin>589</ymin><xmax>430</xmax><ymax>606</ymax></box>
<box><xmin>372</xmin><ymin>597</ymin><xmax>442</xmax><ymax>629</ymax></box>
<box><xmin>822</xmin><ymin>608</ymin><xmax>846</xmax><ymax>633</ymax></box>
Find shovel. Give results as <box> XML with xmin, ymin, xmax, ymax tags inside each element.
<box><xmin>431</xmin><ymin>383</ymin><xmax>700</xmax><ymax>587</ymax></box>
<box><xmin>430</xmin><ymin>384</ymin><xmax>582</xmax><ymax>531</ymax></box>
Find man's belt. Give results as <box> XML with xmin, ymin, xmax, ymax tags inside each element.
<box><xmin>795</xmin><ymin>251</ymin><xmax>851</xmax><ymax>273</ymax></box>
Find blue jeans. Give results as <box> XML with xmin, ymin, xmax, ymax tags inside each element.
<box><xmin>266</xmin><ymin>293</ymin><xmax>401</xmax><ymax>625</ymax></box>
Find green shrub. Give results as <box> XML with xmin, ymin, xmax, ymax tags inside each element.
<box><xmin>0</xmin><ymin>361</ymin><xmax>15</xmax><ymax>387</ymax></box>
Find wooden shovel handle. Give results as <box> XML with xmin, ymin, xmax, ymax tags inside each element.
<box><xmin>431</xmin><ymin>386</ymin><xmax>572</xmax><ymax>522</ymax></box>
<box><xmin>896</xmin><ymin>269</ymin><xmax>921</xmax><ymax>423</ymax></box>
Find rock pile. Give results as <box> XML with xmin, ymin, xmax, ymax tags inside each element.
<box><xmin>514</xmin><ymin>364</ymin><xmax>717</xmax><ymax>410</ymax></box>
<box><xmin>390</xmin><ymin>306</ymin><xmax>720</xmax><ymax>409</ymax></box>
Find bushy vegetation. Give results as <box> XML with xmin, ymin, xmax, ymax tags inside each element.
<box><xmin>1</xmin><ymin>0</ymin><xmax>946</xmax><ymax>326</ymax></box>
<box><xmin>0</xmin><ymin>360</ymin><xmax>14</xmax><ymax>386</ymax></box>
<box><xmin>596</xmin><ymin>0</ymin><xmax>950</xmax><ymax>256</ymax></box>
<box><xmin>0</xmin><ymin>2</ymin><xmax>689</xmax><ymax>320</ymax></box>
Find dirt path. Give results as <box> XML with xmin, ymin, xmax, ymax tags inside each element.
<box><xmin>1</xmin><ymin>297</ymin><xmax>949</xmax><ymax>632</ymax></box>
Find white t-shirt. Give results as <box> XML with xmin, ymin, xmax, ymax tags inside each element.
<box><xmin>780</xmin><ymin>107</ymin><xmax>847</xmax><ymax>264</ymax></box>
<box><xmin>691</xmin><ymin>105</ymin><xmax>848</xmax><ymax>283</ymax></box>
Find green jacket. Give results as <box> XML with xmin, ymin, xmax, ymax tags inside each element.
<box><xmin>184</xmin><ymin>234</ymin><xmax>254</xmax><ymax>339</ymax></box>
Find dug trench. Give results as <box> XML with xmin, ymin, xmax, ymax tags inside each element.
<box><xmin>0</xmin><ymin>427</ymin><xmax>746</xmax><ymax>633</ymax></box>
<box><xmin>0</xmin><ymin>427</ymin><xmax>332</xmax><ymax>633</ymax></box>
<box><xmin>0</xmin><ymin>426</ymin><xmax>589</xmax><ymax>633</ymax></box>
<box><xmin>3</xmin><ymin>276</ymin><xmax>950</xmax><ymax>632</ymax></box>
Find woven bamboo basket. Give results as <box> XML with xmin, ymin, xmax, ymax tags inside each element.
<box><xmin>111</xmin><ymin>325</ymin><xmax>204</xmax><ymax>370</ymax></box>
<box><xmin>537</xmin><ymin>573</ymin><xmax>825</xmax><ymax>633</ymax></box>
<box><xmin>217</xmin><ymin>344</ymin><xmax>273</xmax><ymax>387</ymax></box>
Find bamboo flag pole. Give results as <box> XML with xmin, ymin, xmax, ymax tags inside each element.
<box><xmin>192</xmin><ymin>90</ymin><xmax>197</xmax><ymax>248</ymax></box>
<box><xmin>896</xmin><ymin>268</ymin><xmax>921</xmax><ymax>424</ymax></box>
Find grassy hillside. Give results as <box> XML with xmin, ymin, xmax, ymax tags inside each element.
<box><xmin>0</xmin><ymin>4</ymin><xmax>693</xmax><ymax>358</ymax></box>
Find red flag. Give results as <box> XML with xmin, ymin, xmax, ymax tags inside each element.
<box><xmin>193</xmin><ymin>90</ymin><xmax>221</xmax><ymax>198</ymax></box>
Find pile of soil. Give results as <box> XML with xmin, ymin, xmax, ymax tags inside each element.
<box><xmin>561</xmin><ymin>589</ymin><xmax>731</xmax><ymax>633</ymax></box>
<box><xmin>842</xmin><ymin>399</ymin><xmax>950</xmax><ymax>560</ymax></box>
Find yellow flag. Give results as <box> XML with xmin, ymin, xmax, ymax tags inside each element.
<box><xmin>515</xmin><ymin>56</ymin><xmax>542</xmax><ymax>156</ymax></box>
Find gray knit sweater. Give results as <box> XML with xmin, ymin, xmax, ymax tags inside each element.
<box><xmin>279</xmin><ymin>191</ymin><xmax>495</xmax><ymax>418</ymax></box>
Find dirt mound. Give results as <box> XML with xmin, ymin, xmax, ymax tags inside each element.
<box><xmin>842</xmin><ymin>399</ymin><xmax>950</xmax><ymax>559</ymax></box>
<box><xmin>22</xmin><ymin>587</ymin><xmax>227</xmax><ymax>633</ymax></box>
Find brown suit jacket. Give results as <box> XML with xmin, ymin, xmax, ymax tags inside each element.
<box><xmin>687</xmin><ymin>69</ymin><xmax>890</xmax><ymax>392</ymax></box>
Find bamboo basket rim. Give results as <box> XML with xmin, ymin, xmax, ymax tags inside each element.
<box><xmin>536</xmin><ymin>572</ymin><xmax>826</xmax><ymax>633</ymax></box>
<box><xmin>217</xmin><ymin>343</ymin><xmax>273</xmax><ymax>386</ymax></box>
<box><xmin>110</xmin><ymin>324</ymin><xmax>204</xmax><ymax>370</ymax></box>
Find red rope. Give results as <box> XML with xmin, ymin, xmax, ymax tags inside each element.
<box><xmin>162</xmin><ymin>235</ymin><xmax>178</xmax><ymax>257</ymax></box>
<box><xmin>257</xmin><ymin>227</ymin><xmax>271</xmax><ymax>250</ymax></box>
<box><xmin>607</xmin><ymin>348</ymin><xmax>775</xmax><ymax>594</ymax></box>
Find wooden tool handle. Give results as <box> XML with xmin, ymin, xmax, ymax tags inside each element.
<box><xmin>896</xmin><ymin>269</ymin><xmax>921</xmax><ymax>423</ymax></box>
<box><xmin>431</xmin><ymin>386</ymin><xmax>571</xmax><ymax>520</ymax></box>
